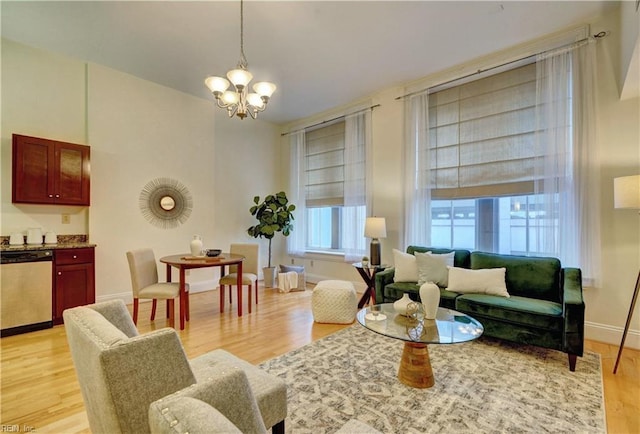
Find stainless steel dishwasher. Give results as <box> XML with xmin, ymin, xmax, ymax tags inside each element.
<box><xmin>1</xmin><ymin>249</ymin><xmax>53</xmax><ymax>337</ymax></box>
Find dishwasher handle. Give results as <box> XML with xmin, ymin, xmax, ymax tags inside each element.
<box><xmin>0</xmin><ymin>250</ymin><xmax>53</xmax><ymax>264</ymax></box>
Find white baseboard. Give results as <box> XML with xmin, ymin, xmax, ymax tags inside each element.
<box><xmin>585</xmin><ymin>321</ymin><xmax>640</xmax><ymax>350</ymax></box>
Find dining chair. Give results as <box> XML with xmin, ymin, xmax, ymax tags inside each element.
<box><xmin>126</xmin><ymin>248</ymin><xmax>189</xmax><ymax>328</ymax></box>
<box><xmin>219</xmin><ymin>243</ymin><xmax>259</xmax><ymax>314</ymax></box>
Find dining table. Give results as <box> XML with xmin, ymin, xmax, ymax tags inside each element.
<box><xmin>159</xmin><ymin>253</ymin><xmax>245</xmax><ymax>329</ymax></box>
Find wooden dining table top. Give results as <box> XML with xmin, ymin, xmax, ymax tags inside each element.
<box><xmin>159</xmin><ymin>253</ymin><xmax>245</xmax><ymax>268</ymax></box>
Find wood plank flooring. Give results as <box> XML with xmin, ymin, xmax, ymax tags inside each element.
<box><xmin>1</xmin><ymin>286</ymin><xmax>638</xmax><ymax>433</ymax></box>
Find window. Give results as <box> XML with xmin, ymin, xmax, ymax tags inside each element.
<box><xmin>301</xmin><ymin>115</ymin><xmax>369</xmax><ymax>255</ymax></box>
<box><xmin>426</xmin><ymin>62</ymin><xmax>556</xmax><ymax>255</ymax></box>
<box><xmin>406</xmin><ymin>40</ymin><xmax>599</xmax><ymax>280</ymax></box>
<box><xmin>305</xmin><ymin>121</ymin><xmax>346</xmax><ymax>252</ymax></box>
<box><xmin>431</xmin><ymin>195</ymin><xmax>558</xmax><ymax>255</ymax></box>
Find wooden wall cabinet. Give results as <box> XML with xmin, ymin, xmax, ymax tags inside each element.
<box><xmin>53</xmin><ymin>248</ymin><xmax>95</xmax><ymax>324</ymax></box>
<box><xmin>12</xmin><ymin>134</ymin><xmax>90</xmax><ymax>206</ymax></box>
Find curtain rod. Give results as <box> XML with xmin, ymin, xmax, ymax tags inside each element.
<box><xmin>281</xmin><ymin>104</ymin><xmax>380</xmax><ymax>137</ymax></box>
<box><xmin>395</xmin><ymin>31</ymin><xmax>608</xmax><ymax>101</ymax></box>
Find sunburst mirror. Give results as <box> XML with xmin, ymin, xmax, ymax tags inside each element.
<box><xmin>139</xmin><ymin>177</ymin><xmax>193</xmax><ymax>229</ymax></box>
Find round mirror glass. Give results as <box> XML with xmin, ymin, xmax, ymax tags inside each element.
<box><xmin>159</xmin><ymin>195</ymin><xmax>176</xmax><ymax>211</ymax></box>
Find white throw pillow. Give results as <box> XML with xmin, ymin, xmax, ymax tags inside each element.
<box><xmin>393</xmin><ymin>249</ymin><xmax>418</xmax><ymax>282</ymax></box>
<box><xmin>415</xmin><ymin>251</ymin><xmax>454</xmax><ymax>287</ymax></box>
<box><xmin>446</xmin><ymin>267</ymin><xmax>510</xmax><ymax>298</ymax></box>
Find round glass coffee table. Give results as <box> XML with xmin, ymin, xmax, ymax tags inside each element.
<box><xmin>356</xmin><ymin>303</ymin><xmax>483</xmax><ymax>388</ymax></box>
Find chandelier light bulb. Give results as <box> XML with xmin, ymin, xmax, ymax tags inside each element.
<box><xmin>204</xmin><ymin>76</ymin><xmax>230</xmax><ymax>94</ymax></box>
<box><xmin>246</xmin><ymin>93</ymin><xmax>265</xmax><ymax>108</ymax></box>
<box><xmin>253</xmin><ymin>82</ymin><xmax>277</xmax><ymax>98</ymax></box>
<box><xmin>227</xmin><ymin>68</ymin><xmax>253</xmax><ymax>89</ymax></box>
<box><xmin>221</xmin><ymin>90</ymin><xmax>240</xmax><ymax>105</ymax></box>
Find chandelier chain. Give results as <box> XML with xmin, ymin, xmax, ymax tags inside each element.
<box><xmin>239</xmin><ymin>0</ymin><xmax>247</xmax><ymax>69</ymax></box>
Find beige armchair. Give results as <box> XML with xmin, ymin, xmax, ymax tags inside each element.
<box><xmin>63</xmin><ymin>300</ymin><xmax>287</xmax><ymax>434</ymax></box>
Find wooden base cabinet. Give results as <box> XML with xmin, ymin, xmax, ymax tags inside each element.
<box><xmin>54</xmin><ymin>248</ymin><xmax>95</xmax><ymax>324</ymax></box>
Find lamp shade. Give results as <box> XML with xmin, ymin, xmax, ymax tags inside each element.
<box><xmin>227</xmin><ymin>68</ymin><xmax>253</xmax><ymax>88</ymax></box>
<box><xmin>253</xmin><ymin>81</ymin><xmax>277</xmax><ymax>98</ymax></box>
<box><xmin>614</xmin><ymin>175</ymin><xmax>640</xmax><ymax>209</ymax></box>
<box><xmin>204</xmin><ymin>76</ymin><xmax>230</xmax><ymax>94</ymax></box>
<box><xmin>365</xmin><ymin>217</ymin><xmax>387</xmax><ymax>239</ymax></box>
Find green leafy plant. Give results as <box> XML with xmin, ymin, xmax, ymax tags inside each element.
<box><xmin>247</xmin><ymin>191</ymin><xmax>295</xmax><ymax>268</ymax></box>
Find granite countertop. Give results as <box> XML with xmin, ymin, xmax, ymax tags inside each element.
<box><xmin>0</xmin><ymin>234</ymin><xmax>96</xmax><ymax>252</ymax></box>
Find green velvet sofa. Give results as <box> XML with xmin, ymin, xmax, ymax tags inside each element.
<box><xmin>374</xmin><ymin>246</ymin><xmax>585</xmax><ymax>371</ymax></box>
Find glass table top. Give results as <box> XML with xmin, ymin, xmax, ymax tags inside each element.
<box><xmin>356</xmin><ymin>303</ymin><xmax>483</xmax><ymax>345</ymax></box>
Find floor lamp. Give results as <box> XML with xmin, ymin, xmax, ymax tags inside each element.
<box><xmin>613</xmin><ymin>174</ymin><xmax>640</xmax><ymax>374</ymax></box>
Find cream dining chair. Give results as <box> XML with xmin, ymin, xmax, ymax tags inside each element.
<box><xmin>126</xmin><ymin>248</ymin><xmax>189</xmax><ymax>328</ymax></box>
<box><xmin>219</xmin><ymin>243</ymin><xmax>259</xmax><ymax>314</ymax></box>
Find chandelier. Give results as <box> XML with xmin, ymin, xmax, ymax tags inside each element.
<box><xmin>204</xmin><ymin>0</ymin><xmax>276</xmax><ymax>120</ymax></box>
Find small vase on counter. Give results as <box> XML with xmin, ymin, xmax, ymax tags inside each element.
<box><xmin>190</xmin><ymin>235</ymin><xmax>203</xmax><ymax>257</ymax></box>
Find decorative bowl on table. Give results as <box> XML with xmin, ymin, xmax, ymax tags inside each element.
<box><xmin>205</xmin><ymin>249</ymin><xmax>222</xmax><ymax>257</ymax></box>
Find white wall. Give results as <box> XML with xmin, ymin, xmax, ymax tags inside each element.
<box><xmin>279</xmin><ymin>7</ymin><xmax>640</xmax><ymax>349</ymax></box>
<box><xmin>1</xmin><ymin>39</ymin><xmax>88</xmax><ymax>236</ymax></box>
<box><xmin>1</xmin><ymin>39</ymin><xmax>281</xmax><ymax>302</ymax></box>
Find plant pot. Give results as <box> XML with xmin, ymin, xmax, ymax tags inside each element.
<box><xmin>263</xmin><ymin>266</ymin><xmax>277</xmax><ymax>288</ymax></box>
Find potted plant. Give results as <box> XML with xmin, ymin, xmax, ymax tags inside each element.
<box><xmin>247</xmin><ymin>191</ymin><xmax>295</xmax><ymax>288</ymax></box>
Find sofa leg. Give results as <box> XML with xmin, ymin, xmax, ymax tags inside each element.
<box><xmin>272</xmin><ymin>420</ymin><xmax>285</xmax><ymax>434</ymax></box>
<box><xmin>568</xmin><ymin>353</ymin><xmax>577</xmax><ymax>372</ymax></box>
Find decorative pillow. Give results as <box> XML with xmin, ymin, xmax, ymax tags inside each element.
<box><xmin>415</xmin><ymin>251</ymin><xmax>455</xmax><ymax>287</ymax></box>
<box><xmin>392</xmin><ymin>249</ymin><xmax>418</xmax><ymax>282</ymax></box>
<box><xmin>446</xmin><ymin>267</ymin><xmax>510</xmax><ymax>297</ymax></box>
<box><xmin>279</xmin><ymin>264</ymin><xmax>306</xmax><ymax>290</ymax></box>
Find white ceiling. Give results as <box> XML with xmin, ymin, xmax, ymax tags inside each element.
<box><xmin>1</xmin><ymin>1</ymin><xmax>617</xmax><ymax>125</ymax></box>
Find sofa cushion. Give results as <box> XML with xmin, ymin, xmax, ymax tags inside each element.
<box><xmin>407</xmin><ymin>246</ymin><xmax>471</xmax><ymax>268</ymax></box>
<box><xmin>446</xmin><ymin>267</ymin><xmax>510</xmax><ymax>297</ymax></box>
<box><xmin>455</xmin><ymin>294</ymin><xmax>563</xmax><ymax>331</ymax></box>
<box><xmin>471</xmin><ymin>252</ymin><xmax>561</xmax><ymax>302</ymax></box>
<box><xmin>392</xmin><ymin>249</ymin><xmax>418</xmax><ymax>282</ymax></box>
<box><xmin>415</xmin><ymin>251</ymin><xmax>454</xmax><ymax>287</ymax></box>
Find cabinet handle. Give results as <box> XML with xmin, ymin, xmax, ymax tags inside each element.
<box><xmin>49</xmin><ymin>194</ymin><xmax>53</xmax><ymax>198</ymax></box>
<box><xmin>73</xmin><ymin>255</ymin><xmax>77</xmax><ymax>259</ymax></box>
<box><xmin>58</xmin><ymin>272</ymin><xmax>62</xmax><ymax>275</ymax></box>
<box><xmin>55</xmin><ymin>194</ymin><xmax>60</xmax><ymax>198</ymax></box>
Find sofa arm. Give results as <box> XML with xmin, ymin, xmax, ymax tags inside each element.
<box><xmin>375</xmin><ymin>267</ymin><xmax>395</xmax><ymax>303</ymax></box>
<box><xmin>149</xmin><ymin>363</ymin><xmax>266</xmax><ymax>434</ymax></box>
<box><xmin>562</xmin><ymin>267</ymin><xmax>585</xmax><ymax>357</ymax></box>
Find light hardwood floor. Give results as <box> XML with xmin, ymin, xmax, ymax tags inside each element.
<box><xmin>1</xmin><ymin>286</ymin><xmax>638</xmax><ymax>433</ymax></box>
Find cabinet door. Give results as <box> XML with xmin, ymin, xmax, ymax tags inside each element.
<box><xmin>12</xmin><ymin>134</ymin><xmax>91</xmax><ymax>206</ymax></box>
<box><xmin>12</xmin><ymin>135</ymin><xmax>56</xmax><ymax>204</ymax></box>
<box><xmin>54</xmin><ymin>142</ymin><xmax>90</xmax><ymax>205</ymax></box>
<box><xmin>54</xmin><ymin>263</ymin><xmax>95</xmax><ymax>323</ymax></box>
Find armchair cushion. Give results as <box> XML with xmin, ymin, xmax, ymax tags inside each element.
<box><xmin>190</xmin><ymin>349</ymin><xmax>287</xmax><ymax>431</ymax></box>
<box><xmin>149</xmin><ymin>363</ymin><xmax>266</xmax><ymax>434</ymax></box>
<box><xmin>149</xmin><ymin>397</ymin><xmax>241</xmax><ymax>434</ymax></box>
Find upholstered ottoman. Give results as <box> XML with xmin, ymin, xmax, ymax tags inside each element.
<box><xmin>312</xmin><ymin>280</ymin><xmax>357</xmax><ymax>324</ymax></box>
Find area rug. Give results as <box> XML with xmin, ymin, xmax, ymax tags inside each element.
<box><xmin>259</xmin><ymin>325</ymin><xmax>605</xmax><ymax>434</ymax></box>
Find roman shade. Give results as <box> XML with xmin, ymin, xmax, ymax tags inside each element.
<box><xmin>305</xmin><ymin>121</ymin><xmax>345</xmax><ymax>207</ymax></box>
<box><xmin>428</xmin><ymin>62</ymin><xmax>541</xmax><ymax>199</ymax></box>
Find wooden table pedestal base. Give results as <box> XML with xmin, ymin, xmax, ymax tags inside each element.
<box><xmin>398</xmin><ymin>342</ymin><xmax>435</xmax><ymax>388</ymax></box>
